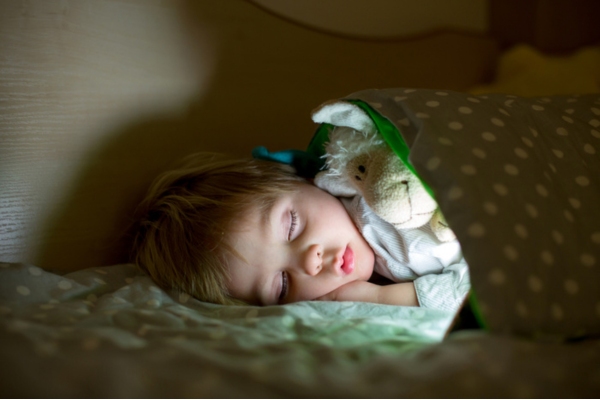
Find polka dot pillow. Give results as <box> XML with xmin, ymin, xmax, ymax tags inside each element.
<box><xmin>339</xmin><ymin>88</ymin><xmax>600</xmax><ymax>340</ymax></box>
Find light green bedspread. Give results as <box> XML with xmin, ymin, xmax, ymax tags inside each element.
<box><xmin>1</xmin><ymin>262</ymin><xmax>599</xmax><ymax>397</ymax></box>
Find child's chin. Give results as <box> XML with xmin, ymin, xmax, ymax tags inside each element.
<box><xmin>360</xmin><ymin>254</ymin><xmax>376</xmax><ymax>280</ymax></box>
<box><xmin>356</xmin><ymin>265</ymin><xmax>374</xmax><ymax>282</ymax></box>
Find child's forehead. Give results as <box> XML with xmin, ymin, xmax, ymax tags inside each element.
<box><xmin>239</xmin><ymin>184</ymin><xmax>303</xmax><ymax>220</ymax></box>
<box><xmin>232</xmin><ymin>181</ymin><xmax>324</xmax><ymax>226</ymax></box>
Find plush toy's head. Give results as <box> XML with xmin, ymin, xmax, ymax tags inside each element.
<box><xmin>312</xmin><ymin>101</ymin><xmax>455</xmax><ymax>242</ymax></box>
<box><xmin>315</xmin><ymin>126</ymin><xmax>438</xmax><ymax>230</ymax></box>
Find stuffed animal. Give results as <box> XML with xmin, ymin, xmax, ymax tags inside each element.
<box><xmin>312</xmin><ymin>100</ymin><xmax>456</xmax><ymax>242</ymax></box>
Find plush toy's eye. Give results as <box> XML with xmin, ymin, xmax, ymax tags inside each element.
<box><xmin>358</xmin><ymin>165</ymin><xmax>366</xmax><ymax>173</ymax></box>
<box><xmin>401</xmin><ymin>180</ymin><xmax>408</xmax><ymax>184</ymax></box>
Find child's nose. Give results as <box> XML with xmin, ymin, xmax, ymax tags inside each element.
<box><xmin>302</xmin><ymin>244</ymin><xmax>323</xmax><ymax>276</ymax></box>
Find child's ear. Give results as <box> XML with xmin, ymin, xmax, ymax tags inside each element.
<box><xmin>314</xmin><ymin>171</ymin><xmax>358</xmax><ymax>197</ymax></box>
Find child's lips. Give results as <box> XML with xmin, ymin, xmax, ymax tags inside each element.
<box><xmin>341</xmin><ymin>246</ymin><xmax>354</xmax><ymax>275</ymax></box>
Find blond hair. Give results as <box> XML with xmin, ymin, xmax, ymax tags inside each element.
<box><xmin>132</xmin><ymin>152</ymin><xmax>304</xmax><ymax>305</ymax></box>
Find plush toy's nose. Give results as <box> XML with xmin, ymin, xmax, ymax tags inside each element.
<box><xmin>357</xmin><ymin>150</ymin><xmax>437</xmax><ymax>228</ymax></box>
<box><xmin>369</xmin><ymin>174</ymin><xmax>413</xmax><ymax>225</ymax></box>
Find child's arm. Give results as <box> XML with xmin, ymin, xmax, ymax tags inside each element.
<box><xmin>317</xmin><ymin>281</ymin><xmax>419</xmax><ymax>307</ymax></box>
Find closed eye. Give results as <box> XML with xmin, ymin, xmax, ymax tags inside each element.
<box><xmin>278</xmin><ymin>271</ymin><xmax>289</xmax><ymax>303</ymax></box>
<box><xmin>288</xmin><ymin>210</ymin><xmax>297</xmax><ymax>241</ymax></box>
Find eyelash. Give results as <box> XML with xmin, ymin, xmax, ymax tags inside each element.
<box><xmin>288</xmin><ymin>210</ymin><xmax>298</xmax><ymax>241</ymax></box>
<box><xmin>279</xmin><ymin>210</ymin><xmax>297</xmax><ymax>303</ymax></box>
<box><xmin>279</xmin><ymin>271</ymin><xmax>288</xmax><ymax>303</ymax></box>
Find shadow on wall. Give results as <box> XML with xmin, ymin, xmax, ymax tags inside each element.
<box><xmin>36</xmin><ymin>0</ymin><xmax>498</xmax><ymax>271</ymax></box>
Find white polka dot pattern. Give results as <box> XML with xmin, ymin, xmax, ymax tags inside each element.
<box><xmin>347</xmin><ymin>88</ymin><xmax>600</xmax><ymax>338</ymax></box>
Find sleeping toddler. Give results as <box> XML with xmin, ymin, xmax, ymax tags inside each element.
<box><xmin>132</xmin><ymin>152</ymin><xmax>470</xmax><ymax>311</ymax></box>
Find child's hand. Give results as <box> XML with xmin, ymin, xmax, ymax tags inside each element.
<box><xmin>316</xmin><ymin>280</ymin><xmax>419</xmax><ymax>307</ymax></box>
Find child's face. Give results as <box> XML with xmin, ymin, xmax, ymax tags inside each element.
<box><xmin>226</xmin><ymin>182</ymin><xmax>375</xmax><ymax>306</ymax></box>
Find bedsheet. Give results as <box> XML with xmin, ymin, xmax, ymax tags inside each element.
<box><xmin>1</xmin><ymin>261</ymin><xmax>600</xmax><ymax>397</ymax></box>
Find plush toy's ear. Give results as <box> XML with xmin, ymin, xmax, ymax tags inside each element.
<box><xmin>314</xmin><ymin>170</ymin><xmax>358</xmax><ymax>197</ymax></box>
<box><xmin>312</xmin><ymin>100</ymin><xmax>376</xmax><ymax>134</ymax></box>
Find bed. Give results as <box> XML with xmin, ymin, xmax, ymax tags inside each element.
<box><xmin>1</xmin><ymin>0</ymin><xmax>600</xmax><ymax>397</ymax></box>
